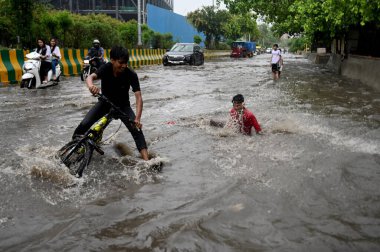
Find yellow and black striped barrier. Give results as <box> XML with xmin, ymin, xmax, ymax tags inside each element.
<box><xmin>0</xmin><ymin>48</ymin><xmax>166</xmax><ymax>86</ymax></box>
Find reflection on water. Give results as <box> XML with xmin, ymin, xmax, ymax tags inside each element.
<box><xmin>1</xmin><ymin>54</ymin><xmax>380</xmax><ymax>251</ymax></box>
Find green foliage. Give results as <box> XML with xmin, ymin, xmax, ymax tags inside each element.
<box><xmin>193</xmin><ymin>35</ymin><xmax>203</xmax><ymax>44</ymax></box>
<box><xmin>187</xmin><ymin>6</ymin><xmax>260</xmax><ymax>48</ymax></box>
<box><xmin>220</xmin><ymin>0</ymin><xmax>380</xmax><ymax>40</ymax></box>
<box><xmin>0</xmin><ymin>1</ymin><xmax>174</xmax><ymax>49</ymax></box>
<box><xmin>223</xmin><ymin>13</ymin><xmax>259</xmax><ymax>41</ymax></box>
<box><xmin>288</xmin><ymin>36</ymin><xmax>309</xmax><ymax>52</ymax></box>
<box><xmin>187</xmin><ymin>6</ymin><xmax>231</xmax><ymax>48</ymax></box>
<box><xmin>215</xmin><ymin>42</ymin><xmax>231</xmax><ymax>50</ymax></box>
<box><xmin>119</xmin><ymin>20</ymin><xmax>138</xmax><ymax>49</ymax></box>
<box><xmin>257</xmin><ymin>23</ymin><xmax>280</xmax><ymax>48</ymax></box>
<box><xmin>0</xmin><ymin>0</ymin><xmax>16</xmax><ymax>46</ymax></box>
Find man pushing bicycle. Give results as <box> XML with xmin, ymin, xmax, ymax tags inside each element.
<box><xmin>73</xmin><ymin>46</ymin><xmax>149</xmax><ymax>161</ymax></box>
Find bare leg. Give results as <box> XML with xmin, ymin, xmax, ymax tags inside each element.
<box><xmin>140</xmin><ymin>148</ymin><xmax>149</xmax><ymax>160</ymax></box>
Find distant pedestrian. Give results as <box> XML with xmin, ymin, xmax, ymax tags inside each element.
<box><xmin>270</xmin><ymin>44</ymin><xmax>282</xmax><ymax>80</ymax></box>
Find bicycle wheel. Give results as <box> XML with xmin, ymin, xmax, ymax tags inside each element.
<box><xmin>57</xmin><ymin>140</ymin><xmax>94</xmax><ymax>177</ymax></box>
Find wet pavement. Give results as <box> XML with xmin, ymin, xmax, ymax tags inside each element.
<box><xmin>0</xmin><ymin>54</ymin><xmax>380</xmax><ymax>251</ymax></box>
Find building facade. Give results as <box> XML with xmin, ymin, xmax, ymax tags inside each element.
<box><xmin>44</xmin><ymin>0</ymin><xmax>173</xmax><ymax>21</ymax></box>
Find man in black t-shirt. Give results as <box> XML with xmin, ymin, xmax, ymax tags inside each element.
<box><xmin>73</xmin><ymin>46</ymin><xmax>149</xmax><ymax>160</ymax></box>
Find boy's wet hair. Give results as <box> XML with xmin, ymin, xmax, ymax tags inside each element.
<box><xmin>232</xmin><ymin>94</ymin><xmax>244</xmax><ymax>103</ymax></box>
<box><xmin>110</xmin><ymin>46</ymin><xmax>129</xmax><ymax>63</ymax></box>
<box><xmin>273</xmin><ymin>43</ymin><xmax>279</xmax><ymax>47</ymax></box>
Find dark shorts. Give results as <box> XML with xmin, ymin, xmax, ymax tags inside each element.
<box><xmin>271</xmin><ymin>63</ymin><xmax>280</xmax><ymax>72</ymax></box>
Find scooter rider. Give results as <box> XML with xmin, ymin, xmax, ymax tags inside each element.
<box><xmin>50</xmin><ymin>38</ymin><xmax>61</xmax><ymax>81</ymax></box>
<box><xmin>86</xmin><ymin>39</ymin><xmax>105</xmax><ymax>69</ymax></box>
<box><xmin>36</xmin><ymin>38</ymin><xmax>51</xmax><ymax>84</ymax></box>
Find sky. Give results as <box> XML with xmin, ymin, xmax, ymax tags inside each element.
<box><xmin>173</xmin><ymin>0</ymin><xmax>226</xmax><ymax>16</ymax></box>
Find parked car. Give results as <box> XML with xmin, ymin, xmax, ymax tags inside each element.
<box><xmin>266</xmin><ymin>48</ymin><xmax>272</xmax><ymax>53</ymax></box>
<box><xmin>163</xmin><ymin>43</ymin><xmax>204</xmax><ymax>66</ymax></box>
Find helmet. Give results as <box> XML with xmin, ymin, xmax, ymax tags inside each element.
<box><xmin>232</xmin><ymin>94</ymin><xmax>244</xmax><ymax>103</ymax></box>
<box><xmin>93</xmin><ymin>39</ymin><xmax>100</xmax><ymax>45</ymax></box>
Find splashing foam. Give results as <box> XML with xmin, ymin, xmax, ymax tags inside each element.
<box><xmin>16</xmin><ymin>145</ymin><xmax>79</xmax><ymax>187</ymax></box>
<box><xmin>121</xmin><ymin>156</ymin><xmax>168</xmax><ymax>184</ymax></box>
<box><xmin>196</xmin><ymin>117</ymin><xmax>240</xmax><ymax>137</ymax></box>
<box><xmin>269</xmin><ymin>118</ymin><xmax>299</xmax><ymax>134</ymax></box>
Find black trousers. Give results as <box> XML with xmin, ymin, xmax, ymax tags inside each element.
<box><xmin>73</xmin><ymin>100</ymin><xmax>147</xmax><ymax>151</ymax></box>
<box><xmin>40</xmin><ymin>61</ymin><xmax>51</xmax><ymax>80</ymax></box>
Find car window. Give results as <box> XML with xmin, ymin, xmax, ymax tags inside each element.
<box><xmin>170</xmin><ymin>44</ymin><xmax>194</xmax><ymax>52</ymax></box>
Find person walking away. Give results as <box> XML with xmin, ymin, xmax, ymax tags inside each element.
<box><xmin>50</xmin><ymin>38</ymin><xmax>61</xmax><ymax>81</ymax></box>
<box><xmin>36</xmin><ymin>38</ymin><xmax>51</xmax><ymax>84</ymax></box>
<box><xmin>72</xmin><ymin>46</ymin><xmax>149</xmax><ymax>160</ymax></box>
<box><xmin>270</xmin><ymin>44</ymin><xmax>282</xmax><ymax>80</ymax></box>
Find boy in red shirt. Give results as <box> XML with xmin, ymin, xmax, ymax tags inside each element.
<box><xmin>227</xmin><ymin>94</ymin><xmax>262</xmax><ymax>135</ymax></box>
<box><xmin>209</xmin><ymin>94</ymin><xmax>262</xmax><ymax>135</ymax></box>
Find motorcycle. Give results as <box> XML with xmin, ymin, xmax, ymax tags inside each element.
<box><xmin>81</xmin><ymin>56</ymin><xmax>106</xmax><ymax>81</ymax></box>
<box><xmin>20</xmin><ymin>51</ymin><xmax>61</xmax><ymax>89</ymax></box>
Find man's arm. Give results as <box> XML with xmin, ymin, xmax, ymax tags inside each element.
<box><xmin>134</xmin><ymin>91</ymin><xmax>143</xmax><ymax>129</ymax></box>
<box><xmin>100</xmin><ymin>47</ymin><xmax>105</xmax><ymax>59</ymax></box>
<box><xmin>86</xmin><ymin>73</ymin><xmax>100</xmax><ymax>95</ymax></box>
<box><xmin>250</xmin><ymin>113</ymin><xmax>262</xmax><ymax>133</ymax></box>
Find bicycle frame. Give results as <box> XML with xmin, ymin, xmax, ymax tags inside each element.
<box><xmin>59</xmin><ymin>93</ymin><xmax>140</xmax><ymax>176</ymax></box>
<box><xmin>75</xmin><ymin>94</ymin><xmax>138</xmax><ymax>153</ymax></box>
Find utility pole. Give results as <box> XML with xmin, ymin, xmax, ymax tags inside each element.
<box><xmin>142</xmin><ymin>0</ymin><xmax>146</xmax><ymax>24</ymax></box>
<box><xmin>137</xmin><ymin>0</ymin><xmax>142</xmax><ymax>47</ymax></box>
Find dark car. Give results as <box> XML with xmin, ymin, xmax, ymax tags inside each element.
<box><xmin>163</xmin><ymin>43</ymin><xmax>204</xmax><ymax>66</ymax></box>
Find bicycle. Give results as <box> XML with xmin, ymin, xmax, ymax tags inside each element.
<box><xmin>57</xmin><ymin>94</ymin><xmax>139</xmax><ymax>177</ymax></box>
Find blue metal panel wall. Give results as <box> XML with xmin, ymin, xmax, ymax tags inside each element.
<box><xmin>147</xmin><ymin>4</ymin><xmax>205</xmax><ymax>47</ymax></box>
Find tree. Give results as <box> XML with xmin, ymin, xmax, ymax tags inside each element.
<box><xmin>0</xmin><ymin>2</ymin><xmax>174</xmax><ymax>49</ymax></box>
<box><xmin>257</xmin><ymin>23</ymin><xmax>278</xmax><ymax>48</ymax></box>
<box><xmin>0</xmin><ymin>0</ymin><xmax>15</xmax><ymax>47</ymax></box>
<box><xmin>119</xmin><ymin>20</ymin><xmax>138</xmax><ymax>49</ymax></box>
<box><xmin>219</xmin><ymin>0</ymin><xmax>380</xmax><ymax>40</ymax></box>
<box><xmin>11</xmin><ymin>0</ymin><xmax>34</xmax><ymax>47</ymax></box>
<box><xmin>187</xmin><ymin>6</ymin><xmax>230</xmax><ymax>48</ymax></box>
<box><xmin>193</xmin><ymin>35</ymin><xmax>202</xmax><ymax>44</ymax></box>
<box><xmin>224</xmin><ymin>13</ymin><xmax>259</xmax><ymax>41</ymax></box>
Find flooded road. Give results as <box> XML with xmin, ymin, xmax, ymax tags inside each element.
<box><xmin>1</xmin><ymin>54</ymin><xmax>380</xmax><ymax>251</ymax></box>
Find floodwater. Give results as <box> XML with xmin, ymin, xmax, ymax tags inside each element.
<box><xmin>1</xmin><ymin>54</ymin><xmax>380</xmax><ymax>251</ymax></box>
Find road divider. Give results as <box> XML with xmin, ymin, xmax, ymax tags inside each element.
<box><xmin>0</xmin><ymin>48</ymin><xmax>166</xmax><ymax>85</ymax></box>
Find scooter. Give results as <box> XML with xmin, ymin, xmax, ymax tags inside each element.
<box><xmin>20</xmin><ymin>51</ymin><xmax>61</xmax><ymax>89</ymax></box>
<box><xmin>80</xmin><ymin>56</ymin><xmax>106</xmax><ymax>81</ymax></box>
